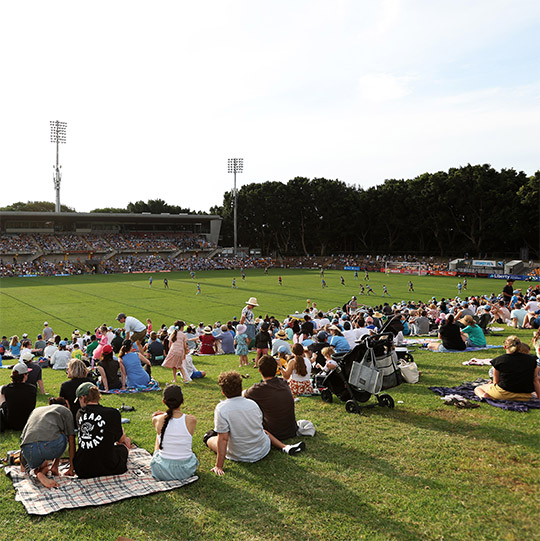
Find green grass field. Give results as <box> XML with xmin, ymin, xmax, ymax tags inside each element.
<box><xmin>0</xmin><ymin>270</ymin><xmax>539</xmax><ymax>541</ymax></box>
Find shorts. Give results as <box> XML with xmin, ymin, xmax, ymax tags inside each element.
<box><xmin>130</xmin><ymin>329</ymin><xmax>147</xmax><ymax>343</ymax></box>
<box><xmin>150</xmin><ymin>450</ymin><xmax>199</xmax><ymax>482</ymax></box>
<box><xmin>483</xmin><ymin>384</ymin><xmax>533</xmax><ymax>401</ymax></box>
<box><xmin>191</xmin><ymin>370</ymin><xmax>204</xmax><ymax>379</ymax></box>
<box><xmin>21</xmin><ymin>434</ymin><xmax>68</xmax><ymax>470</ymax></box>
<box><xmin>256</xmin><ymin>348</ymin><xmax>268</xmax><ymax>355</ymax></box>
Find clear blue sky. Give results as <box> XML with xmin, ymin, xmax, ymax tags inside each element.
<box><xmin>2</xmin><ymin>0</ymin><xmax>540</xmax><ymax>212</ymax></box>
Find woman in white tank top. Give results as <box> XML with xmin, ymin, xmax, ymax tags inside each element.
<box><xmin>150</xmin><ymin>385</ymin><xmax>199</xmax><ymax>481</ymax></box>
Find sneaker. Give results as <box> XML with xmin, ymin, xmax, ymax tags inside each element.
<box><xmin>283</xmin><ymin>441</ymin><xmax>306</xmax><ymax>455</ymax></box>
<box><xmin>203</xmin><ymin>429</ymin><xmax>218</xmax><ymax>446</ymax></box>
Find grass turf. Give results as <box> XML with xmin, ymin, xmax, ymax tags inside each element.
<box><xmin>0</xmin><ymin>270</ymin><xmax>539</xmax><ymax>540</ymax></box>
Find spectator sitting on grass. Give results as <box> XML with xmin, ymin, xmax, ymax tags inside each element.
<box><xmin>59</xmin><ymin>359</ymin><xmax>96</xmax><ymax>422</ymax></box>
<box><xmin>204</xmin><ymin>371</ymin><xmax>305</xmax><ymax>476</ymax></box>
<box><xmin>0</xmin><ymin>363</ymin><xmax>37</xmax><ymax>431</ymax></box>
<box><xmin>73</xmin><ymin>383</ymin><xmax>131</xmax><ymax>479</ymax></box>
<box><xmin>244</xmin><ymin>355</ymin><xmax>299</xmax><ymax>441</ymax></box>
<box><xmin>97</xmin><ymin>345</ymin><xmax>125</xmax><ymax>392</ymax></box>
<box><xmin>459</xmin><ymin>315</ymin><xmax>487</xmax><ymax>348</ymax></box>
<box><xmin>50</xmin><ymin>341</ymin><xmax>71</xmax><ymax>371</ymax></box>
<box><xmin>20</xmin><ymin>350</ymin><xmax>45</xmax><ymax>394</ymax></box>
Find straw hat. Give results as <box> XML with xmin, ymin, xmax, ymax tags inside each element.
<box><xmin>245</xmin><ymin>297</ymin><xmax>259</xmax><ymax>306</ymax></box>
<box><xmin>203</xmin><ymin>326</ymin><xmax>213</xmax><ymax>334</ymax></box>
<box><xmin>276</xmin><ymin>329</ymin><xmax>288</xmax><ymax>339</ymax></box>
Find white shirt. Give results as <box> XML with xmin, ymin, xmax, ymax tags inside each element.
<box><xmin>124</xmin><ymin>316</ymin><xmax>146</xmax><ymax>333</ymax></box>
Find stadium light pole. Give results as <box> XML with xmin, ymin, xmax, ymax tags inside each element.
<box><xmin>228</xmin><ymin>158</ymin><xmax>243</xmax><ymax>255</ymax></box>
<box><xmin>50</xmin><ymin>120</ymin><xmax>67</xmax><ymax>213</ymax></box>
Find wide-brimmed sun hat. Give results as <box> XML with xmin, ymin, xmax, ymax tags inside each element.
<box><xmin>245</xmin><ymin>297</ymin><xmax>259</xmax><ymax>306</ymax></box>
<box><xmin>203</xmin><ymin>326</ymin><xmax>213</xmax><ymax>334</ymax></box>
<box><xmin>276</xmin><ymin>329</ymin><xmax>288</xmax><ymax>339</ymax></box>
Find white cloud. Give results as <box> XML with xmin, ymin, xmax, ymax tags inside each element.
<box><xmin>356</xmin><ymin>72</ymin><xmax>415</xmax><ymax>102</ymax></box>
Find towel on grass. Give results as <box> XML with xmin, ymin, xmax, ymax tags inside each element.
<box><xmin>5</xmin><ymin>447</ymin><xmax>197</xmax><ymax>515</ymax></box>
<box><xmin>102</xmin><ymin>378</ymin><xmax>160</xmax><ymax>394</ymax></box>
<box><xmin>462</xmin><ymin>358</ymin><xmax>493</xmax><ymax>366</ymax></box>
<box><xmin>429</xmin><ymin>380</ymin><xmax>540</xmax><ymax>412</ymax></box>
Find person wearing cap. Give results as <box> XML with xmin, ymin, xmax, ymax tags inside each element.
<box><xmin>59</xmin><ymin>359</ymin><xmax>96</xmax><ymax>421</ymax></box>
<box><xmin>21</xmin><ymin>350</ymin><xmax>45</xmax><ymax>394</ymax></box>
<box><xmin>240</xmin><ymin>297</ymin><xmax>259</xmax><ymax>350</ymax></box>
<box><xmin>271</xmin><ymin>329</ymin><xmax>291</xmax><ymax>356</ymax></box>
<box><xmin>20</xmin><ymin>397</ymin><xmax>76</xmax><ymax>488</ymax></box>
<box><xmin>205</xmin><ymin>371</ymin><xmax>305</xmax><ymax>476</ymax></box>
<box><xmin>307</xmin><ymin>331</ymin><xmax>328</xmax><ymax>368</ymax></box>
<box><xmin>510</xmin><ymin>302</ymin><xmax>528</xmax><ymax>329</ymax></box>
<box><xmin>42</xmin><ymin>322</ymin><xmax>54</xmax><ymax>342</ymax></box>
<box><xmin>216</xmin><ymin>324</ymin><xmax>235</xmax><ymax>355</ymax></box>
<box><xmin>150</xmin><ymin>385</ymin><xmax>199</xmax><ymax>481</ymax></box>
<box><xmin>73</xmin><ymin>383</ymin><xmax>131</xmax><ymax>479</ymax></box>
<box><xmin>198</xmin><ymin>326</ymin><xmax>217</xmax><ymax>355</ymax></box>
<box><xmin>50</xmin><ymin>341</ymin><xmax>71</xmax><ymax>370</ymax></box>
<box><xmin>33</xmin><ymin>334</ymin><xmax>46</xmax><ymax>357</ymax></box>
<box><xmin>244</xmin><ymin>355</ymin><xmax>299</xmax><ymax>441</ymax></box>
<box><xmin>0</xmin><ymin>363</ymin><xmax>37</xmax><ymax>431</ymax></box>
<box><xmin>116</xmin><ymin>313</ymin><xmax>147</xmax><ymax>355</ymax></box>
<box><xmin>43</xmin><ymin>338</ymin><xmax>58</xmax><ymax>361</ymax></box>
<box><xmin>97</xmin><ymin>344</ymin><xmax>125</xmax><ymax>392</ymax></box>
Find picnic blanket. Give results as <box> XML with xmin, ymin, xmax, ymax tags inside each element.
<box><xmin>405</xmin><ymin>338</ymin><xmax>503</xmax><ymax>352</ymax></box>
<box><xmin>5</xmin><ymin>447</ymin><xmax>197</xmax><ymax>515</ymax></box>
<box><xmin>429</xmin><ymin>380</ymin><xmax>540</xmax><ymax>412</ymax></box>
<box><xmin>101</xmin><ymin>378</ymin><xmax>161</xmax><ymax>394</ymax></box>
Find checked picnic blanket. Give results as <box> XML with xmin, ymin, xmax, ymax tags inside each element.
<box><xmin>101</xmin><ymin>378</ymin><xmax>161</xmax><ymax>394</ymax></box>
<box><xmin>5</xmin><ymin>447</ymin><xmax>198</xmax><ymax>515</ymax></box>
<box><xmin>429</xmin><ymin>380</ymin><xmax>540</xmax><ymax>413</ymax></box>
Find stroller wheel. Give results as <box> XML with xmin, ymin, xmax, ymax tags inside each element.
<box><xmin>402</xmin><ymin>353</ymin><xmax>414</xmax><ymax>363</ymax></box>
<box><xmin>345</xmin><ymin>400</ymin><xmax>358</xmax><ymax>414</ymax></box>
<box><xmin>320</xmin><ymin>389</ymin><xmax>333</xmax><ymax>403</ymax></box>
<box><xmin>377</xmin><ymin>394</ymin><xmax>395</xmax><ymax>408</ymax></box>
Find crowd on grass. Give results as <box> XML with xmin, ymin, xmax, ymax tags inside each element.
<box><xmin>1</xmin><ymin>278</ymin><xmax>539</xmax><ymax>488</ymax></box>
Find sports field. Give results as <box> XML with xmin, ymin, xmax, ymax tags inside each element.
<box><xmin>0</xmin><ymin>269</ymin><xmax>499</xmax><ymax>340</ymax></box>
<box><xmin>0</xmin><ymin>270</ymin><xmax>539</xmax><ymax>541</ymax></box>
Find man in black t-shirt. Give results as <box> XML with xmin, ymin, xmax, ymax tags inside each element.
<box><xmin>300</xmin><ymin>315</ymin><xmax>314</xmax><ymax>337</ymax></box>
<box><xmin>73</xmin><ymin>383</ymin><xmax>131</xmax><ymax>478</ymax></box>
<box><xmin>0</xmin><ymin>363</ymin><xmax>37</xmax><ymax>430</ymax></box>
<box><xmin>502</xmin><ymin>279</ymin><xmax>515</xmax><ymax>305</ymax></box>
<box><xmin>244</xmin><ymin>356</ymin><xmax>298</xmax><ymax>441</ymax></box>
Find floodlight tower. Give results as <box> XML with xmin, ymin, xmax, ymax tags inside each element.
<box><xmin>50</xmin><ymin>120</ymin><xmax>67</xmax><ymax>212</ymax></box>
<box><xmin>228</xmin><ymin>158</ymin><xmax>243</xmax><ymax>255</ymax></box>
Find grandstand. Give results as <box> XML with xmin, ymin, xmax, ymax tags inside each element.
<box><xmin>0</xmin><ymin>211</ymin><xmax>222</xmax><ymax>275</ymax></box>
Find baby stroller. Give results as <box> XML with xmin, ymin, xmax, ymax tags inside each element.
<box><xmin>316</xmin><ymin>332</ymin><xmax>403</xmax><ymax>414</ymax></box>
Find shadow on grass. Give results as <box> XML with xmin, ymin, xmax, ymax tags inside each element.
<box><xmin>389</xmin><ymin>408</ymin><xmax>540</xmax><ymax>451</ymax></box>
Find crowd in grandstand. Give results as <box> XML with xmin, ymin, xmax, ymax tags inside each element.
<box><xmin>0</xmin><ymin>232</ymin><xmax>213</xmax><ymax>255</ymax></box>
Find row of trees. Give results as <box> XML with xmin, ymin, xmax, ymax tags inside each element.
<box><xmin>210</xmin><ymin>164</ymin><xmax>539</xmax><ymax>258</ymax></box>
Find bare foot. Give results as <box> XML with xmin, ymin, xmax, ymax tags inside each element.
<box><xmin>36</xmin><ymin>471</ymin><xmax>59</xmax><ymax>488</ymax></box>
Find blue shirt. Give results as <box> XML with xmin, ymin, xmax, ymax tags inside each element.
<box><xmin>329</xmin><ymin>335</ymin><xmax>351</xmax><ymax>353</ymax></box>
<box><xmin>121</xmin><ymin>352</ymin><xmax>150</xmax><ymax>387</ymax></box>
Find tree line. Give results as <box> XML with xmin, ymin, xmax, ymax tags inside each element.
<box><xmin>210</xmin><ymin>164</ymin><xmax>539</xmax><ymax>258</ymax></box>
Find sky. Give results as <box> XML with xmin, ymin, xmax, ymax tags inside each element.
<box><xmin>2</xmin><ymin>0</ymin><xmax>540</xmax><ymax>213</ymax></box>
